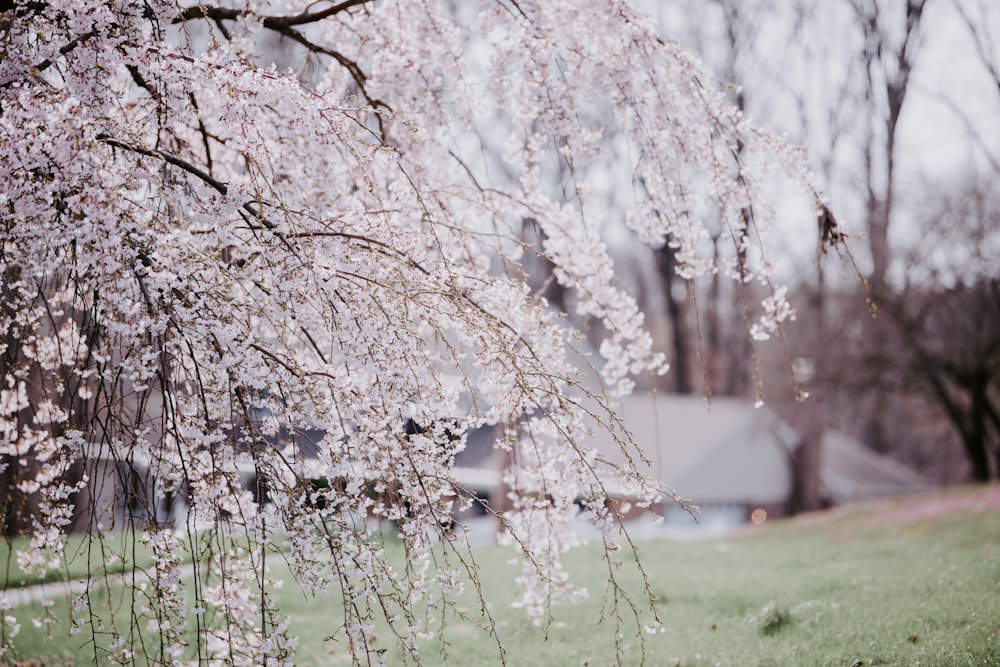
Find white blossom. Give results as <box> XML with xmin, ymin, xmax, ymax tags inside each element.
<box><xmin>0</xmin><ymin>0</ymin><xmax>817</xmax><ymax>662</ymax></box>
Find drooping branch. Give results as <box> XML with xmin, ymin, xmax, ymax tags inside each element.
<box><xmin>96</xmin><ymin>134</ymin><xmax>307</xmax><ymax>261</ymax></box>
<box><xmin>174</xmin><ymin>0</ymin><xmax>374</xmax><ymax>30</ymax></box>
<box><xmin>261</xmin><ymin>21</ymin><xmax>390</xmax><ymax>117</ymax></box>
<box><xmin>173</xmin><ymin>1</ymin><xmax>389</xmax><ymax>129</ymax></box>
<box><xmin>98</xmin><ymin>134</ymin><xmax>229</xmax><ymax>195</ymax></box>
<box><xmin>22</xmin><ymin>28</ymin><xmax>98</xmax><ymax>78</ymax></box>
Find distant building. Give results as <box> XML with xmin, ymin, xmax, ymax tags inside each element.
<box><xmin>80</xmin><ymin>392</ymin><xmax>934</xmax><ymax>536</ymax></box>
<box><xmin>455</xmin><ymin>394</ymin><xmax>935</xmax><ymax>536</ymax></box>
<box><xmin>579</xmin><ymin>395</ymin><xmax>801</xmax><ymax>530</ymax></box>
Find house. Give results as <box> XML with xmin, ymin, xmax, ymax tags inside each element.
<box><xmin>583</xmin><ymin>395</ymin><xmax>800</xmax><ymax>531</ymax></box>
<box><xmin>449</xmin><ymin>394</ymin><xmax>799</xmax><ymax>532</ymax></box>
<box><xmin>79</xmin><ymin>386</ymin><xmax>933</xmax><ymax>537</ymax></box>
<box><xmin>455</xmin><ymin>394</ymin><xmax>935</xmax><ymax>537</ymax></box>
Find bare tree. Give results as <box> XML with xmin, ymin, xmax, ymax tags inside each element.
<box><xmin>850</xmin><ymin>0</ymin><xmax>928</xmax><ymax>296</ymax></box>
<box><xmin>808</xmin><ymin>168</ymin><xmax>1000</xmax><ymax>481</ymax></box>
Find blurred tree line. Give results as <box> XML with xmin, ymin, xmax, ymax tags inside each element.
<box><xmin>529</xmin><ymin>0</ymin><xmax>1000</xmax><ymax>493</ymax></box>
<box><xmin>661</xmin><ymin>0</ymin><xmax>999</xmax><ymax>489</ymax></box>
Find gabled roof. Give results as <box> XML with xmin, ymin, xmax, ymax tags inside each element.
<box><xmin>588</xmin><ymin>394</ymin><xmax>799</xmax><ymax>504</ymax></box>
<box><xmin>671</xmin><ymin>404</ymin><xmax>799</xmax><ymax>504</ymax></box>
<box><xmin>819</xmin><ymin>431</ymin><xmax>935</xmax><ymax>503</ymax></box>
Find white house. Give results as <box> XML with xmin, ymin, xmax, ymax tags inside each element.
<box><xmin>454</xmin><ymin>393</ymin><xmax>935</xmax><ymax>536</ymax></box>
<box><xmin>584</xmin><ymin>395</ymin><xmax>800</xmax><ymax>530</ymax></box>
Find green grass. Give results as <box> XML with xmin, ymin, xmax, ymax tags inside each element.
<box><xmin>4</xmin><ymin>487</ymin><xmax>1000</xmax><ymax>666</ymax></box>
<box><xmin>0</xmin><ymin>530</ymin><xmax>158</xmax><ymax>590</ymax></box>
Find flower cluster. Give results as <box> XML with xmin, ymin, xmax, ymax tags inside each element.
<box><xmin>0</xmin><ymin>0</ymin><xmax>816</xmax><ymax>662</ymax></box>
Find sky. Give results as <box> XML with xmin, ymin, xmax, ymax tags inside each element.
<box><xmin>636</xmin><ymin>0</ymin><xmax>1000</xmax><ymax>281</ymax></box>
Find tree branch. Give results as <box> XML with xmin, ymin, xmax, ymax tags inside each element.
<box><xmin>263</xmin><ymin>22</ymin><xmax>390</xmax><ymax>114</ymax></box>
<box><xmin>173</xmin><ymin>1</ymin><xmax>390</xmax><ymax>133</ymax></box>
<box><xmin>98</xmin><ymin>135</ymin><xmax>229</xmax><ymax>195</ymax></box>
<box><xmin>174</xmin><ymin>0</ymin><xmax>374</xmax><ymax>30</ymax></box>
<box><xmin>951</xmin><ymin>0</ymin><xmax>1000</xmax><ymax>97</ymax></box>
<box><xmin>33</xmin><ymin>29</ymin><xmax>98</xmax><ymax>74</ymax></box>
<box><xmin>97</xmin><ymin>135</ymin><xmax>285</xmax><ymax>243</ymax></box>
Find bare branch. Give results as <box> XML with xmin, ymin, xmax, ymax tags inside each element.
<box><xmin>951</xmin><ymin>0</ymin><xmax>1000</xmax><ymax>96</ymax></box>
<box><xmin>911</xmin><ymin>80</ymin><xmax>1000</xmax><ymax>175</ymax></box>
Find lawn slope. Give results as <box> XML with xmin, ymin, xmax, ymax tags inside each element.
<box><xmin>4</xmin><ymin>485</ymin><xmax>998</xmax><ymax>666</ymax></box>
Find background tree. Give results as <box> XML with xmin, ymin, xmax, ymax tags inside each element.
<box><xmin>807</xmin><ymin>0</ymin><xmax>1000</xmax><ymax>481</ymax></box>
<box><xmin>813</xmin><ymin>170</ymin><xmax>1000</xmax><ymax>481</ymax></box>
<box><xmin>648</xmin><ymin>0</ymin><xmax>1000</xmax><ymax>487</ymax></box>
<box><xmin>0</xmin><ymin>0</ymin><xmax>816</xmax><ymax>663</ymax></box>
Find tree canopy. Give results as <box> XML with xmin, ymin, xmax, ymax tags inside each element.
<box><xmin>0</xmin><ymin>1</ymin><xmax>818</xmax><ymax>663</ymax></box>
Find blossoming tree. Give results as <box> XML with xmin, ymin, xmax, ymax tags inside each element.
<box><xmin>0</xmin><ymin>0</ymin><xmax>818</xmax><ymax>663</ymax></box>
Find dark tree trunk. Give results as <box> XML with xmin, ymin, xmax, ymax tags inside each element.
<box><xmin>657</xmin><ymin>245</ymin><xmax>691</xmax><ymax>394</ymax></box>
<box><xmin>959</xmin><ymin>429</ymin><xmax>991</xmax><ymax>482</ymax></box>
<box><xmin>965</xmin><ymin>376</ymin><xmax>998</xmax><ymax>481</ymax></box>
<box><xmin>789</xmin><ymin>406</ymin><xmax>823</xmax><ymax>513</ymax></box>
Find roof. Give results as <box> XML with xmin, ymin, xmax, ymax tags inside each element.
<box><xmin>819</xmin><ymin>431</ymin><xmax>935</xmax><ymax>503</ymax></box>
<box><xmin>587</xmin><ymin>394</ymin><xmax>800</xmax><ymax>504</ymax></box>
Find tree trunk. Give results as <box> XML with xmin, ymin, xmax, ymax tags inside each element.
<box><xmin>657</xmin><ymin>245</ymin><xmax>691</xmax><ymax>394</ymax></box>
<box><xmin>966</xmin><ymin>376</ymin><xmax>997</xmax><ymax>481</ymax></box>
<box><xmin>789</xmin><ymin>405</ymin><xmax>824</xmax><ymax>513</ymax></box>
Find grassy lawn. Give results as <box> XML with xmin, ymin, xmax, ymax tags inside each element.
<box><xmin>0</xmin><ymin>530</ymin><xmax>158</xmax><ymax>590</ymax></box>
<box><xmin>4</xmin><ymin>486</ymin><xmax>999</xmax><ymax>666</ymax></box>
